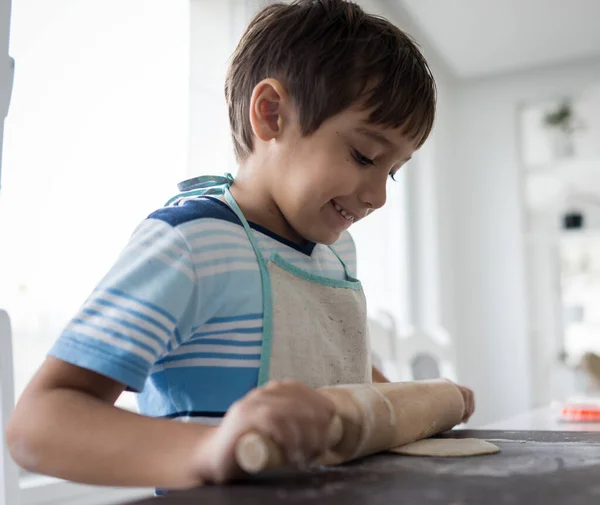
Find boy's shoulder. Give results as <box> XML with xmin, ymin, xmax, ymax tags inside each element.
<box><xmin>147</xmin><ymin>196</ymin><xmax>242</xmax><ymax>230</ymax></box>
<box><xmin>145</xmin><ymin>196</ymin><xmax>357</xmax><ymax>263</ymax></box>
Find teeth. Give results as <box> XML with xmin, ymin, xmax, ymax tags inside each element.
<box><xmin>333</xmin><ymin>202</ymin><xmax>354</xmax><ymax>222</ymax></box>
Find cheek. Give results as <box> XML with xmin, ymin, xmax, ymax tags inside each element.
<box><xmin>285</xmin><ymin>138</ymin><xmax>357</xmax><ymax>202</ymax></box>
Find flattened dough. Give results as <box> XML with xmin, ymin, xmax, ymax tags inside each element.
<box><xmin>389</xmin><ymin>438</ymin><xmax>500</xmax><ymax>457</ymax></box>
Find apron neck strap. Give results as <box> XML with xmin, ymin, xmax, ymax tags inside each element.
<box><xmin>177</xmin><ymin>173</ymin><xmax>234</xmax><ymax>192</ymax></box>
<box><xmin>223</xmin><ymin>188</ymin><xmax>273</xmax><ymax>387</ymax></box>
<box><xmin>223</xmin><ymin>189</ymin><xmax>269</xmax><ymax>270</ymax></box>
<box><xmin>165</xmin><ymin>173</ymin><xmax>234</xmax><ymax>207</ymax></box>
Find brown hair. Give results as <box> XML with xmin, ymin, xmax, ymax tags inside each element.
<box><xmin>225</xmin><ymin>0</ymin><xmax>436</xmax><ymax>161</ymax></box>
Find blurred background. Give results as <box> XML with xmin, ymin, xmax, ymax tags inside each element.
<box><xmin>1</xmin><ymin>0</ymin><xmax>600</xmax><ymax>448</ymax></box>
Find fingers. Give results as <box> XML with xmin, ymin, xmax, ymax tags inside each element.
<box><xmin>443</xmin><ymin>379</ymin><xmax>475</xmax><ymax>423</ymax></box>
<box><xmin>217</xmin><ymin>380</ymin><xmax>336</xmax><ymax>479</ymax></box>
<box><xmin>458</xmin><ymin>385</ymin><xmax>475</xmax><ymax>423</ymax></box>
<box><xmin>468</xmin><ymin>390</ymin><xmax>475</xmax><ymax>419</ymax></box>
<box><xmin>256</xmin><ymin>381</ymin><xmax>335</xmax><ymax>465</ymax></box>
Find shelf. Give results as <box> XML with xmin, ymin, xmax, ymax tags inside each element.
<box><xmin>525</xmin><ymin>156</ymin><xmax>600</xmax><ymax>177</ymax></box>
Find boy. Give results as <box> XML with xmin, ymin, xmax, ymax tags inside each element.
<box><xmin>7</xmin><ymin>0</ymin><xmax>474</xmax><ymax>489</ymax></box>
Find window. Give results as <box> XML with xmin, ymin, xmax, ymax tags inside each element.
<box><xmin>0</xmin><ymin>0</ymin><xmax>190</xmax><ymax>405</ymax></box>
<box><xmin>1</xmin><ymin>0</ymin><xmax>194</xmax><ymax>502</ymax></box>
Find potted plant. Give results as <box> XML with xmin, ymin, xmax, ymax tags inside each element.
<box><xmin>543</xmin><ymin>99</ymin><xmax>584</xmax><ymax>159</ymax></box>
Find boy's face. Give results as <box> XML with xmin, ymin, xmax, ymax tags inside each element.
<box><xmin>265</xmin><ymin>101</ymin><xmax>418</xmax><ymax>245</ymax></box>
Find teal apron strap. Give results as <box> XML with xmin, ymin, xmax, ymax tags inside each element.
<box><xmin>223</xmin><ymin>189</ymin><xmax>274</xmax><ymax>387</ymax></box>
<box><xmin>164</xmin><ymin>174</ymin><xmax>234</xmax><ymax>206</ymax></box>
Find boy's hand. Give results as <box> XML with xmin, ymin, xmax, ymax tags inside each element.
<box><xmin>202</xmin><ymin>380</ymin><xmax>336</xmax><ymax>483</ymax></box>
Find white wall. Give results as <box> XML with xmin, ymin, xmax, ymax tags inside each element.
<box><xmin>378</xmin><ymin>0</ymin><xmax>600</xmax><ymax>426</ymax></box>
<box><xmin>0</xmin><ymin>2</ymin><xmax>17</xmax><ymax>505</ymax></box>
<box><xmin>441</xmin><ymin>57</ymin><xmax>600</xmax><ymax>425</ymax></box>
<box><xmin>189</xmin><ymin>0</ymin><xmax>272</xmax><ymax>177</ymax></box>
<box><xmin>189</xmin><ymin>0</ymin><xmax>236</xmax><ymax>177</ymax></box>
<box><xmin>0</xmin><ymin>0</ymin><xmax>12</xmax><ymax>191</ymax></box>
<box><xmin>369</xmin><ymin>0</ymin><xmax>459</xmax><ymax>331</ymax></box>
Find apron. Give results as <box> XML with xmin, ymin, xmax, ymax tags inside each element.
<box><xmin>168</xmin><ymin>174</ymin><xmax>372</xmax><ymax>388</ymax></box>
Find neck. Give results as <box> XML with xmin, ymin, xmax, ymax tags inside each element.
<box><xmin>230</xmin><ymin>161</ymin><xmax>306</xmax><ymax>245</ymax></box>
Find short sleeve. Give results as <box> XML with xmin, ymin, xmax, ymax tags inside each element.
<box><xmin>331</xmin><ymin>231</ymin><xmax>358</xmax><ymax>278</ymax></box>
<box><xmin>49</xmin><ymin>218</ymin><xmax>197</xmax><ymax>391</ymax></box>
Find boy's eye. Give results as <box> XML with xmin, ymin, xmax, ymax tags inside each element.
<box><xmin>352</xmin><ymin>149</ymin><xmax>375</xmax><ymax>166</ymax></box>
<box><xmin>389</xmin><ymin>171</ymin><xmax>398</xmax><ymax>182</ymax></box>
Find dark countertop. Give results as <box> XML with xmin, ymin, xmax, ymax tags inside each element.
<box><xmin>124</xmin><ymin>430</ymin><xmax>600</xmax><ymax>505</ymax></box>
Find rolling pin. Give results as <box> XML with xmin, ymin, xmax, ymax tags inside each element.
<box><xmin>236</xmin><ymin>379</ymin><xmax>465</xmax><ymax>473</ymax></box>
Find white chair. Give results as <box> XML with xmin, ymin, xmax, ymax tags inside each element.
<box><xmin>1</xmin><ymin>309</ymin><xmax>20</xmax><ymax>505</ymax></box>
<box><xmin>369</xmin><ymin>310</ymin><xmax>458</xmax><ymax>384</ymax></box>
<box><xmin>395</xmin><ymin>326</ymin><xmax>458</xmax><ymax>383</ymax></box>
<box><xmin>368</xmin><ymin>310</ymin><xmax>400</xmax><ymax>381</ymax></box>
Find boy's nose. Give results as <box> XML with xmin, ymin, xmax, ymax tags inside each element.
<box><xmin>358</xmin><ymin>176</ymin><xmax>387</xmax><ymax>210</ymax></box>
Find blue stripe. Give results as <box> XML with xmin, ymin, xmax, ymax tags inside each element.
<box><xmin>93</xmin><ymin>299</ymin><xmax>172</xmax><ymax>336</ymax></box>
<box><xmin>174</xmin><ymin>327</ymin><xmax>183</xmax><ymax>346</ymax></box>
<box><xmin>81</xmin><ymin>308</ymin><xmax>165</xmax><ymax>348</ymax></box>
<box><xmin>101</xmin><ymin>287</ymin><xmax>177</xmax><ymax>324</ymax></box>
<box><xmin>205</xmin><ymin>313</ymin><xmax>262</xmax><ymax>324</ymax></box>
<box><xmin>59</xmin><ymin>331</ymin><xmax>152</xmax><ymax>371</ymax></box>
<box><xmin>183</xmin><ymin>338</ymin><xmax>262</xmax><ymax>347</ymax></box>
<box><xmin>161</xmin><ymin>352</ymin><xmax>261</xmax><ymax>363</ymax></box>
<box><xmin>71</xmin><ymin>318</ymin><xmax>159</xmax><ymax>356</ymax></box>
<box><xmin>150</xmin><ymin>197</ymin><xmax>241</xmax><ymax>228</ymax></box>
<box><xmin>191</xmin><ymin>327</ymin><xmax>263</xmax><ymax>338</ymax></box>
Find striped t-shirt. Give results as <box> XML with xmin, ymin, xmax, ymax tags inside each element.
<box><xmin>49</xmin><ymin>196</ymin><xmax>357</xmax><ymax>422</ymax></box>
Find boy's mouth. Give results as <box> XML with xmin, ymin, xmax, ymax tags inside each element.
<box><xmin>331</xmin><ymin>200</ymin><xmax>356</xmax><ymax>222</ymax></box>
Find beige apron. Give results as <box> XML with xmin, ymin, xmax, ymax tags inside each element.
<box><xmin>170</xmin><ymin>174</ymin><xmax>371</xmax><ymax>387</ymax></box>
<box><xmin>267</xmin><ymin>256</ymin><xmax>370</xmax><ymax>386</ymax></box>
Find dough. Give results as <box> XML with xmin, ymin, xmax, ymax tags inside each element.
<box><xmin>389</xmin><ymin>438</ymin><xmax>500</xmax><ymax>457</ymax></box>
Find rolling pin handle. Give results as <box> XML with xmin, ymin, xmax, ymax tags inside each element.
<box><xmin>235</xmin><ymin>414</ymin><xmax>343</xmax><ymax>474</ymax></box>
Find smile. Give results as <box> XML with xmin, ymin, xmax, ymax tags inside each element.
<box><xmin>332</xmin><ymin>201</ymin><xmax>355</xmax><ymax>222</ymax></box>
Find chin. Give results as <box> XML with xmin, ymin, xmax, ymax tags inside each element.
<box><xmin>304</xmin><ymin>228</ymin><xmax>341</xmax><ymax>246</ymax></box>
<box><xmin>320</xmin><ymin>233</ymin><xmax>341</xmax><ymax>246</ymax></box>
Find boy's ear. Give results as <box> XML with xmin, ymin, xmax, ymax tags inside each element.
<box><xmin>249</xmin><ymin>78</ymin><xmax>289</xmax><ymax>142</ymax></box>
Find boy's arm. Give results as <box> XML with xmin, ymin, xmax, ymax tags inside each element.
<box><xmin>7</xmin><ymin>358</ymin><xmax>337</xmax><ymax>488</ymax></box>
<box><xmin>7</xmin><ymin>357</ymin><xmax>217</xmax><ymax>489</ymax></box>
<box><xmin>6</xmin><ymin>218</ymin><xmax>215</xmax><ymax>488</ymax></box>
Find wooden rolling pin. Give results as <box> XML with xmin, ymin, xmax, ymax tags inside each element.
<box><xmin>236</xmin><ymin>379</ymin><xmax>465</xmax><ymax>473</ymax></box>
